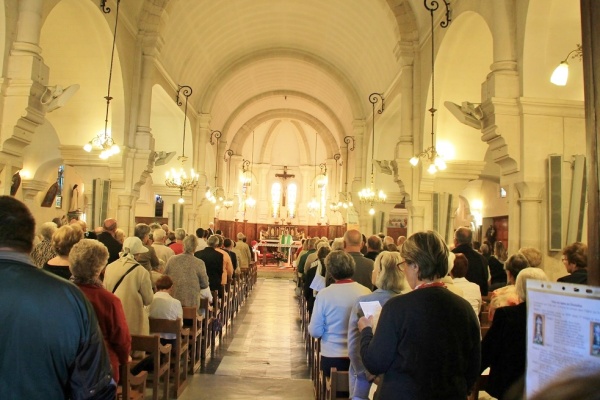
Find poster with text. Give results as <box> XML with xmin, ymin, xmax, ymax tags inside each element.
<box><xmin>526</xmin><ymin>280</ymin><xmax>600</xmax><ymax>397</ymax></box>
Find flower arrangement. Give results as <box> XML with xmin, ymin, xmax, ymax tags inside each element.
<box><xmin>272</xmin><ymin>251</ymin><xmax>287</xmax><ymax>262</ymax></box>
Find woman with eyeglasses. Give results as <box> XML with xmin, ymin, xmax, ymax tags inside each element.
<box><xmin>358</xmin><ymin>231</ymin><xmax>480</xmax><ymax>399</ymax></box>
<box><xmin>347</xmin><ymin>251</ymin><xmax>406</xmax><ymax>400</ymax></box>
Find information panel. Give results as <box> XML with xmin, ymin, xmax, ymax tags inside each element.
<box><xmin>526</xmin><ymin>280</ymin><xmax>600</xmax><ymax>397</ymax></box>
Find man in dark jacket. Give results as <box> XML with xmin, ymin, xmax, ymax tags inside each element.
<box><xmin>195</xmin><ymin>235</ymin><xmax>224</xmax><ymax>297</ymax></box>
<box><xmin>452</xmin><ymin>227</ymin><xmax>489</xmax><ymax>295</ymax></box>
<box><xmin>97</xmin><ymin>217</ymin><xmax>122</xmax><ymax>264</ymax></box>
<box><xmin>0</xmin><ymin>196</ymin><xmax>115</xmax><ymax>399</ymax></box>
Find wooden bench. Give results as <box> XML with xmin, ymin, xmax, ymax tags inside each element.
<box><xmin>198</xmin><ymin>297</ymin><xmax>212</xmax><ymax>361</ymax></box>
<box><xmin>130</xmin><ymin>334</ymin><xmax>171</xmax><ymax>400</ymax></box>
<box><xmin>326</xmin><ymin>368</ymin><xmax>350</xmax><ymax>400</ymax></box>
<box><xmin>149</xmin><ymin>318</ymin><xmax>190</xmax><ymax>398</ymax></box>
<box><xmin>117</xmin><ymin>362</ymin><xmax>147</xmax><ymax>400</ymax></box>
<box><xmin>182</xmin><ymin>306</ymin><xmax>204</xmax><ymax>374</ymax></box>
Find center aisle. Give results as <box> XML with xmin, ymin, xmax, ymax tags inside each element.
<box><xmin>179</xmin><ymin>278</ymin><xmax>313</xmax><ymax>399</ymax></box>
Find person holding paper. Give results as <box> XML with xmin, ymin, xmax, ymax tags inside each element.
<box><xmin>348</xmin><ymin>251</ymin><xmax>406</xmax><ymax>400</ymax></box>
<box><xmin>481</xmin><ymin>267</ymin><xmax>549</xmax><ymax>400</ymax></box>
<box><xmin>358</xmin><ymin>231</ymin><xmax>480</xmax><ymax>400</ymax></box>
<box><xmin>303</xmin><ymin>242</ymin><xmax>331</xmax><ymax>317</ymax></box>
<box><xmin>308</xmin><ymin>250</ymin><xmax>371</xmax><ymax>378</ymax></box>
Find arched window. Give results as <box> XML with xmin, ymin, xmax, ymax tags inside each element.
<box><xmin>287</xmin><ymin>183</ymin><xmax>297</xmax><ymax>218</ymax></box>
<box><xmin>271</xmin><ymin>182</ymin><xmax>281</xmax><ymax>218</ymax></box>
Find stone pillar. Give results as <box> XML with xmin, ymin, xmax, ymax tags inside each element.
<box><xmin>409</xmin><ymin>205</ymin><xmax>425</xmax><ymax>233</ymax></box>
<box><xmin>196</xmin><ymin>114</ymin><xmax>211</xmax><ymax>187</ymax></box>
<box><xmin>515</xmin><ymin>182</ymin><xmax>543</xmax><ymax>251</ymax></box>
<box><xmin>134</xmin><ymin>53</ymin><xmax>158</xmax><ymax>150</ymax></box>
<box><xmin>117</xmin><ymin>195</ymin><xmax>135</xmax><ymax>235</ymax></box>
<box><xmin>351</xmin><ymin>120</ymin><xmax>366</xmax><ymax>193</ymax></box>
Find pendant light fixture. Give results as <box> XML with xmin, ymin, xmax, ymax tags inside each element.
<box><xmin>409</xmin><ymin>0</ymin><xmax>451</xmax><ymax>174</ymax></box>
<box><xmin>164</xmin><ymin>85</ymin><xmax>200</xmax><ymax>203</ymax></box>
<box><xmin>83</xmin><ymin>0</ymin><xmax>121</xmax><ymax>159</ymax></box>
<box><xmin>358</xmin><ymin>93</ymin><xmax>387</xmax><ymax>215</ymax></box>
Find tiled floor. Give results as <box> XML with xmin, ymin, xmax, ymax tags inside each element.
<box><xmin>178</xmin><ymin>278</ymin><xmax>313</xmax><ymax>399</ymax></box>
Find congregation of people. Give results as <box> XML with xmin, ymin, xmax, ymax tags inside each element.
<box><xmin>298</xmin><ymin>226</ymin><xmax>590</xmax><ymax>399</ymax></box>
<box><xmin>0</xmin><ymin>196</ymin><xmax>255</xmax><ymax>398</ymax></box>
<box><xmin>0</xmin><ymin>193</ymin><xmax>593</xmax><ymax>399</ymax></box>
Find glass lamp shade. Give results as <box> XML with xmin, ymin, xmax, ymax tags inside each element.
<box><xmin>427</xmin><ymin>163</ymin><xmax>437</xmax><ymax>174</ymax></box>
<box><xmin>434</xmin><ymin>156</ymin><xmax>447</xmax><ymax>170</ymax></box>
<box><xmin>550</xmin><ymin>62</ymin><xmax>569</xmax><ymax>86</ymax></box>
<box><xmin>368</xmin><ymin>207</ymin><xmax>375</xmax><ymax>215</ymax></box>
<box><xmin>409</xmin><ymin>156</ymin><xmax>419</xmax><ymax>166</ymax></box>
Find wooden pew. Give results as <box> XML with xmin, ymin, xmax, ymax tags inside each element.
<box><xmin>182</xmin><ymin>306</ymin><xmax>204</xmax><ymax>374</ymax></box>
<box><xmin>149</xmin><ymin>318</ymin><xmax>190</xmax><ymax>398</ymax></box>
<box><xmin>130</xmin><ymin>334</ymin><xmax>171</xmax><ymax>400</ymax></box>
<box><xmin>198</xmin><ymin>297</ymin><xmax>211</xmax><ymax>361</ymax></box>
<box><xmin>117</xmin><ymin>362</ymin><xmax>147</xmax><ymax>400</ymax></box>
<box><xmin>326</xmin><ymin>368</ymin><xmax>350</xmax><ymax>400</ymax></box>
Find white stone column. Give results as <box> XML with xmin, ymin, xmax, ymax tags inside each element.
<box><xmin>515</xmin><ymin>181</ymin><xmax>543</xmax><ymax>251</ymax></box>
<box><xmin>117</xmin><ymin>195</ymin><xmax>135</xmax><ymax>235</ymax></box>
<box><xmin>409</xmin><ymin>205</ymin><xmax>425</xmax><ymax>233</ymax></box>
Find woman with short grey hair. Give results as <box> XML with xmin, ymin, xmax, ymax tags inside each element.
<box><xmin>308</xmin><ymin>250</ymin><xmax>371</xmax><ymax>379</ymax></box>
<box><xmin>348</xmin><ymin>251</ymin><xmax>405</xmax><ymax>399</ymax></box>
<box><xmin>31</xmin><ymin>221</ymin><xmax>58</xmax><ymax>268</ymax></box>
<box><xmin>164</xmin><ymin>234</ymin><xmax>210</xmax><ymax>308</ymax></box>
<box><xmin>358</xmin><ymin>231</ymin><xmax>480</xmax><ymax>399</ymax></box>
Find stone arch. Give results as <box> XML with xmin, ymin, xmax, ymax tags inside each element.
<box><xmin>229</xmin><ymin>109</ymin><xmax>339</xmax><ymax>159</ymax></box>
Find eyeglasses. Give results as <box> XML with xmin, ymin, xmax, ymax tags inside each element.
<box><xmin>561</xmin><ymin>257</ymin><xmax>568</xmax><ymax>263</ymax></box>
<box><xmin>397</xmin><ymin>260</ymin><xmax>411</xmax><ymax>271</ymax></box>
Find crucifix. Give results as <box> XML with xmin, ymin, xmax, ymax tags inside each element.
<box><xmin>275</xmin><ymin>166</ymin><xmax>295</xmax><ymax>206</ymax></box>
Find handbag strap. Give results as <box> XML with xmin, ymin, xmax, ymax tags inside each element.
<box><xmin>111</xmin><ymin>263</ymin><xmax>140</xmax><ymax>293</ymax></box>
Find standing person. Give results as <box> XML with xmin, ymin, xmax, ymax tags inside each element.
<box><xmin>452</xmin><ymin>227</ymin><xmax>489</xmax><ymax>295</ymax></box>
<box><xmin>104</xmin><ymin>237</ymin><xmax>154</xmax><ymax>335</ymax></box>
<box><xmin>165</xmin><ymin>235</ymin><xmax>210</xmax><ymax>308</ymax></box>
<box><xmin>43</xmin><ymin>224</ymin><xmax>84</xmax><ymax>280</ymax></box>
<box><xmin>195</xmin><ymin>235</ymin><xmax>225</xmax><ymax>297</ymax></box>
<box><xmin>195</xmin><ymin>228</ymin><xmax>208</xmax><ymax>252</ymax></box>
<box><xmin>206</xmin><ymin>222</ymin><xmax>215</xmax><ymax>237</ymax></box>
<box><xmin>234</xmin><ymin>232</ymin><xmax>252</xmax><ymax>270</ymax></box>
<box><xmin>30</xmin><ymin>221</ymin><xmax>57</xmax><ymax>267</ymax></box>
<box><xmin>214</xmin><ymin>235</ymin><xmax>234</xmax><ymax>284</ymax></box>
<box><xmin>481</xmin><ymin>268</ymin><xmax>549</xmax><ymax>399</ymax></box>
<box><xmin>169</xmin><ymin>228</ymin><xmax>186</xmax><ymax>255</ymax></box>
<box><xmin>489</xmin><ymin>241</ymin><xmax>508</xmax><ymax>290</ymax></box>
<box><xmin>0</xmin><ymin>196</ymin><xmax>115</xmax><ymax>398</ymax></box>
<box><xmin>358</xmin><ymin>231</ymin><xmax>480</xmax><ymax>399</ymax></box>
<box><xmin>134</xmin><ymin>223</ymin><xmax>160</xmax><ymax>271</ymax></box>
<box><xmin>348</xmin><ymin>251</ymin><xmax>405</xmax><ymax>400</ymax></box>
<box><xmin>151</xmin><ymin>228</ymin><xmax>175</xmax><ymax>269</ymax></box>
<box><xmin>69</xmin><ymin>239</ymin><xmax>131</xmax><ymax>384</ymax></box>
<box><xmin>309</xmin><ymin>251</ymin><xmax>371</xmax><ymax>377</ymax></box>
<box><xmin>558</xmin><ymin>242</ymin><xmax>588</xmax><ymax>284</ymax></box>
<box><xmin>97</xmin><ymin>218</ymin><xmax>123</xmax><ymax>264</ymax></box>
<box><xmin>344</xmin><ymin>229</ymin><xmax>374</xmax><ymax>290</ymax></box>
<box><xmin>364</xmin><ymin>235</ymin><xmax>382</xmax><ymax>261</ymax></box>
<box><xmin>224</xmin><ymin>238</ymin><xmax>239</xmax><ymax>275</ymax></box>
<box><xmin>488</xmin><ymin>253</ymin><xmax>530</xmax><ymax>321</ymax></box>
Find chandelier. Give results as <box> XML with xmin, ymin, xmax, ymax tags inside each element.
<box><xmin>409</xmin><ymin>0</ymin><xmax>451</xmax><ymax>175</ymax></box>
<box><xmin>83</xmin><ymin>0</ymin><xmax>121</xmax><ymax>159</ymax></box>
<box><xmin>165</xmin><ymin>85</ymin><xmax>199</xmax><ymax>203</ymax></box>
<box><xmin>359</xmin><ymin>93</ymin><xmax>386</xmax><ymax>215</ymax></box>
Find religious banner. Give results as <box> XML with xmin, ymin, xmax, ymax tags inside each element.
<box><xmin>525</xmin><ymin>280</ymin><xmax>600</xmax><ymax>397</ymax></box>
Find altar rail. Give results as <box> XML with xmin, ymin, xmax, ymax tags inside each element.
<box><xmin>214</xmin><ymin>220</ymin><xmax>346</xmax><ymax>245</ymax></box>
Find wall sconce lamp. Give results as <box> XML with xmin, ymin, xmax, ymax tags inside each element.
<box><xmin>550</xmin><ymin>44</ymin><xmax>582</xmax><ymax>86</ymax></box>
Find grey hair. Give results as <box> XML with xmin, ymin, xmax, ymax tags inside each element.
<box><xmin>174</xmin><ymin>228</ymin><xmax>186</xmax><ymax>240</ymax></box>
<box><xmin>39</xmin><ymin>222</ymin><xmax>58</xmax><ymax>241</ymax></box>
<box><xmin>183</xmin><ymin>235</ymin><xmax>198</xmax><ymax>254</ymax></box>
<box><xmin>134</xmin><ymin>223</ymin><xmax>151</xmax><ymax>240</ymax></box>
<box><xmin>69</xmin><ymin>239</ymin><xmax>109</xmax><ymax>280</ymax></box>
<box><xmin>515</xmin><ymin>267</ymin><xmax>548</xmax><ymax>302</ymax></box>
<box><xmin>401</xmin><ymin>231</ymin><xmax>449</xmax><ymax>281</ymax></box>
<box><xmin>374</xmin><ymin>251</ymin><xmax>405</xmax><ymax>291</ymax></box>
<box><xmin>331</xmin><ymin>238</ymin><xmax>344</xmax><ymax>251</ymax></box>
<box><xmin>207</xmin><ymin>235</ymin><xmax>220</xmax><ymax>247</ymax></box>
<box><xmin>325</xmin><ymin>250</ymin><xmax>355</xmax><ymax>280</ymax></box>
<box><xmin>316</xmin><ymin>241</ymin><xmax>330</xmax><ymax>252</ymax></box>
<box><xmin>153</xmin><ymin>228</ymin><xmax>166</xmax><ymax>242</ymax></box>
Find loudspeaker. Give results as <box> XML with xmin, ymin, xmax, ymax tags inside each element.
<box><xmin>566</xmin><ymin>155</ymin><xmax>587</xmax><ymax>244</ymax></box>
<box><xmin>548</xmin><ymin>155</ymin><xmax>563</xmax><ymax>251</ymax></box>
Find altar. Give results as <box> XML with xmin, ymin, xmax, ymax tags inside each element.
<box><xmin>256</xmin><ymin>239</ymin><xmax>302</xmax><ymax>267</ymax></box>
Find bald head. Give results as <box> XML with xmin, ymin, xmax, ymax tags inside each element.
<box><xmin>344</xmin><ymin>229</ymin><xmax>363</xmax><ymax>252</ymax></box>
<box><xmin>454</xmin><ymin>227</ymin><xmax>473</xmax><ymax>246</ymax></box>
<box><xmin>103</xmin><ymin>218</ymin><xmax>117</xmax><ymax>233</ymax></box>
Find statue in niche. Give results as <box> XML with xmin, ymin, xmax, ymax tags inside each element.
<box><xmin>69</xmin><ymin>184</ymin><xmax>80</xmax><ymax>212</ymax></box>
